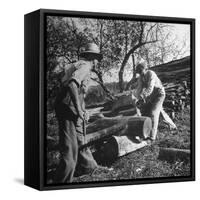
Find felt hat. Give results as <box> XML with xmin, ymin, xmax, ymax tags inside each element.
<box><xmin>80</xmin><ymin>43</ymin><xmax>103</xmax><ymax>61</ymax></box>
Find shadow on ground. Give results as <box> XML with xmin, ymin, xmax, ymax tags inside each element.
<box><xmin>14</xmin><ymin>178</ymin><xmax>24</xmax><ymax>185</ymax></box>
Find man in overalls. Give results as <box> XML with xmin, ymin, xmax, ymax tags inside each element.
<box><xmin>54</xmin><ymin>43</ymin><xmax>103</xmax><ymax>183</ymax></box>
<box><xmin>133</xmin><ymin>62</ymin><xmax>166</xmax><ymax>141</ymax></box>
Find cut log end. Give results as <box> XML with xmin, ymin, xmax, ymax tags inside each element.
<box><xmin>126</xmin><ymin>116</ymin><xmax>152</xmax><ymax>139</ymax></box>
<box><xmin>95</xmin><ymin>135</ymin><xmax>148</xmax><ymax>163</ymax></box>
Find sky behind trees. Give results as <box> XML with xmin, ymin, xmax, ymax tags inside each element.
<box><xmin>47</xmin><ymin>16</ymin><xmax>191</xmax><ymax>90</ymax></box>
<box><xmin>105</xmin><ymin>22</ymin><xmax>190</xmax><ymax>83</ymax></box>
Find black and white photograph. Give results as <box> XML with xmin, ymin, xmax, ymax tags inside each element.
<box><xmin>1</xmin><ymin>0</ymin><xmax>200</xmax><ymax>197</ymax></box>
<box><xmin>44</xmin><ymin>11</ymin><xmax>194</xmax><ymax>187</ymax></box>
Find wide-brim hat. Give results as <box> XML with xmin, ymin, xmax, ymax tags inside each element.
<box><xmin>80</xmin><ymin>43</ymin><xmax>103</xmax><ymax>61</ymax></box>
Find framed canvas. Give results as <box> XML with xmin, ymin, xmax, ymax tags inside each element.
<box><xmin>24</xmin><ymin>9</ymin><xmax>195</xmax><ymax>190</ymax></box>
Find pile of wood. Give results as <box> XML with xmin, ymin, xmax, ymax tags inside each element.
<box><xmin>86</xmin><ymin>93</ymin><xmax>138</xmax><ymax>121</ymax></box>
<box><xmin>82</xmin><ymin>93</ymin><xmax>153</xmax><ymax>161</ymax></box>
<box><xmin>163</xmin><ymin>80</ymin><xmax>190</xmax><ymax>119</ymax></box>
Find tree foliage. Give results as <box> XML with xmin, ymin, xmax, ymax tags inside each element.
<box><xmin>46</xmin><ymin>16</ymin><xmax>189</xmax><ymax>105</ymax></box>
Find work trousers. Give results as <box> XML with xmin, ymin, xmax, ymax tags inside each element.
<box><xmin>54</xmin><ymin>105</ymin><xmax>97</xmax><ymax>183</ymax></box>
<box><xmin>142</xmin><ymin>91</ymin><xmax>165</xmax><ymax>140</ymax></box>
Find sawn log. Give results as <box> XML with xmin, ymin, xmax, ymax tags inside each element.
<box><xmin>93</xmin><ymin>136</ymin><xmax>148</xmax><ymax>162</ymax></box>
<box><xmin>83</xmin><ymin>116</ymin><xmax>152</xmax><ymax>147</ymax></box>
<box><xmin>111</xmin><ymin>93</ymin><xmax>136</xmax><ymax>112</ymax></box>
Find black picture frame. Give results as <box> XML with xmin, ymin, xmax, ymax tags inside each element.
<box><xmin>24</xmin><ymin>9</ymin><xmax>195</xmax><ymax>191</ymax></box>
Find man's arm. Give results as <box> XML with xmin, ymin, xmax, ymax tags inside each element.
<box><xmin>68</xmin><ymin>80</ymin><xmax>84</xmax><ymax>119</ymax></box>
<box><xmin>132</xmin><ymin>77</ymin><xmax>143</xmax><ymax>99</ymax></box>
<box><xmin>140</xmin><ymin>71</ymin><xmax>155</xmax><ymax>99</ymax></box>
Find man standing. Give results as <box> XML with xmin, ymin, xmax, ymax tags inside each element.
<box><xmin>133</xmin><ymin>62</ymin><xmax>166</xmax><ymax>141</ymax></box>
<box><xmin>54</xmin><ymin>43</ymin><xmax>103</xmax><ymax>183</ymax></box>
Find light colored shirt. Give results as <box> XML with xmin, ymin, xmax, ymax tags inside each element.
<box><xmin>70</xmin><ymin>60</ymin><xmax>92</xmax><ymax>86</ymax></box>
<box><xmin>62</xmin><ymin>60</ymin><xmax>92</xmax><ymax>86</ymax></box>
<box><xmin>134</xmin><ymin>70</ymin><xmax>164</xmax><ymax>99</ymax></box>
<box><xmin>57</xmin><ymin>60</ymin><xmax>92</xmax><ymax>116</ymax></box>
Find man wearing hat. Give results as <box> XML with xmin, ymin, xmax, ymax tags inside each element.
<box><xmin>53</xmin><ymin>43</ymin><xmax>104</xmax><ymax>183</ymax></box>
<box><xmin>133</xmin><ymin>62</ymin><xmax>166</xmax><ymax>142</ymax></box>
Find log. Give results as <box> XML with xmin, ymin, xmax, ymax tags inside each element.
<box><xmin>125</xmin><ymin>116</ymin><xmax>152</xmax><ymax>139</ymax></box>
<box><xmin>102</xmin><ymin>107</ymin><xmax>137</xmax><ymax>117</ymax></box>
<box><xmin>112</xmin><ymin>93</ymin><xmax>136</xmax><ymax>112</ymax></box>
<box><xmin>112</xmin><ymin>136</ymin><xmax>148</xmax><ymax>157</ymax></box>
<box><xmin>101</xmin><ymin>100</ymin><xmax>114</xmax><ymax>111</ymax></box>
<box><xmin>87</xmin><ymin>106</ymin><xmax>104</xmax><ymax>117</ymax></box>
<box><xmin>86</xmin><ymin>117</ymin><xmax>126</xmax><ymax>134</ymax></box>
<box><xmin>165</xmin><ymin>86</ymin><xmax>184</xmax><ymax>93</ymax></box>
<box><xmin>118</xmin><ymin>108</ymin><xmax>137</xmax><ymax>116</ymax></box>
<box><xmin>84</xmin><ymin>121</ymin><xmax>128</xmax><ymax>146</ymax></box>
<box><xmin>84</xmin><ymin>116</ymin><xmax>152</xmax><ymax>147</ymax></box>
<box><xmin>102</xmin><ymin>110</ymin><xmax>117</xmax><ymax>117</ymax></box>
<box><xmin>165</xmin><ymin>84</ymin><xmax>181</xmax><ymax>90</ymax></box>
<box><xmin>88</xmin><ymin>113</ymin><xmax>105</xmax><ymax>123</ymax></box>
<box><xmin>158</xmin><ymin>147</ymin><xmax>190</xmax><ymax>163</ymax></box>
<box><xmin>96</xmin><ymin>136</ymin><xmax>147</xmax><ymax>161</ymax></box>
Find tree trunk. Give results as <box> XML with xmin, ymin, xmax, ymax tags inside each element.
<box><xmin>99</xmin><ymin>81</ymin><xmax>114</xmax><ymax>100</ymax></box>
<box><xmin>92</xmin><ymin>69</ymin><xmax>115</xmax><ymax>100</ymax></box>
<box><xmin>118</xmin><ymin>40</ymin><xmax>158</xmax><ymax>93</ymax></box>
<box><xmin>118</xmin><ymin>44</ymin><xmax>143</xmax><ymax>92</ymax></box>
<box><xmin>125</xmin><ymin>53</ymin><xmax>136</xmax><ymax>90</ymax></box>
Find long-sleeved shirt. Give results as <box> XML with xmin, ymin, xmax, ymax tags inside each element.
<box><xmin>134</xmin><ymin>70</ymin><xmax>165</xmax><ymax>100</ymax></box>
